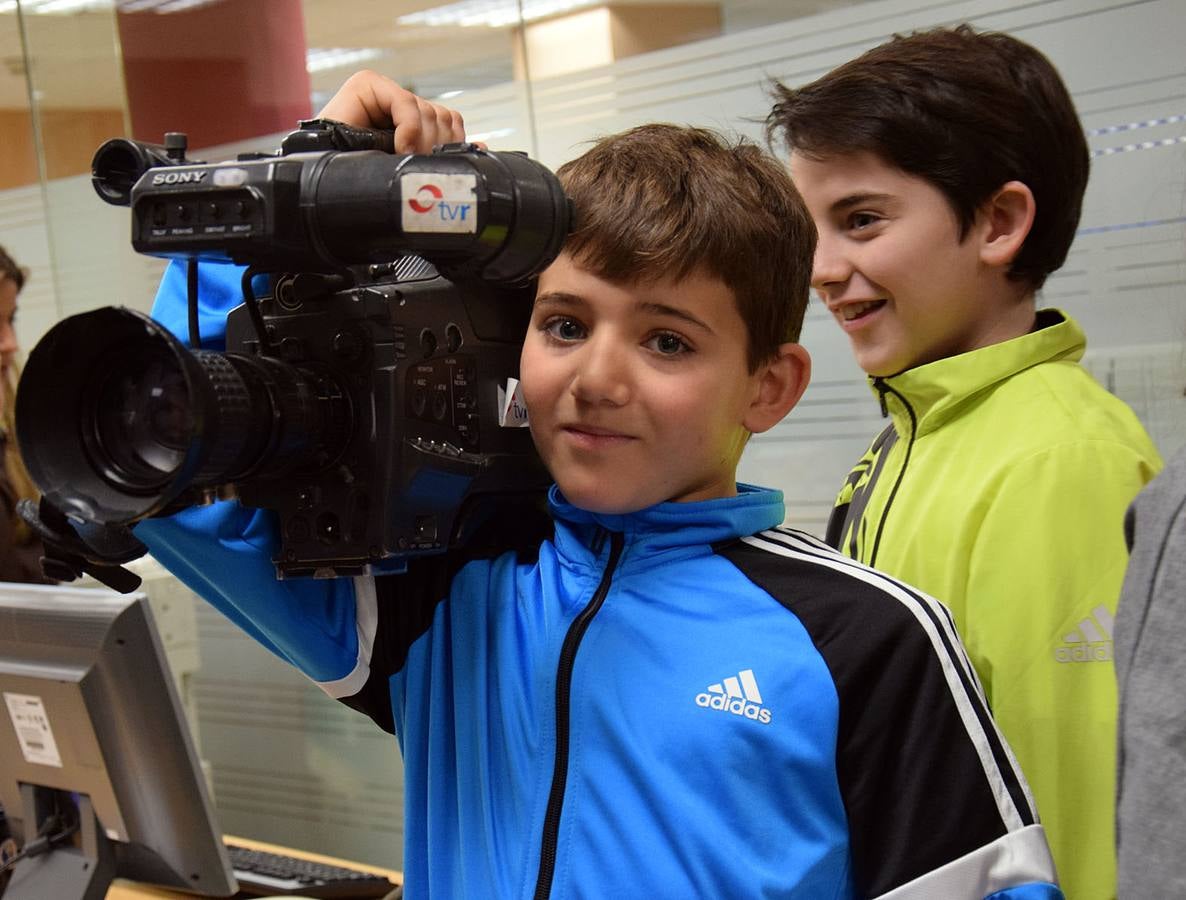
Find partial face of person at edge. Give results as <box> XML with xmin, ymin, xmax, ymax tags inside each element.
<box><xmin>0</xmin><ymin>276</ymin><xmax>18</xmax><ymax>412</ymax></box>
<box><xmin>520</xmin><ymin>252</ymin><xmax>775</xmax><ymax>515</ymax></box>
<box><xmin>791</xmin><ymin>150</ymin><xmax>1031</xmax><ymax>377</ymax></box>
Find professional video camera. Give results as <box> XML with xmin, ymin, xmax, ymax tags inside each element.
<box><xmin>16</xmin><ymin>119</ymin><xmax>569</xmax><ymax>582</ymax></box>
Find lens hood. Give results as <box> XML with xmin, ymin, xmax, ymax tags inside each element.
<box><xmin>16</xmin><ymin>307</ymin><xmax>212</xmax><ymax>524</ymax></box>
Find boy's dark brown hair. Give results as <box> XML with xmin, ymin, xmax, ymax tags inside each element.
<box><xmin>765</xmin><ymin>24</ymin><xmax>1089</xmax><ymax>291</ymax></box>
<box><xmin>556</xmin><ymin>123</ymin><xmax>816</xmax><ymax>369</ymax></box>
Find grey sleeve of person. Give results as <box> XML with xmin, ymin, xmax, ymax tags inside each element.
<box><xmin>1115</xmin><ymin>444</ymin><xmax>1186</xmax><ymax>897</ymax></box>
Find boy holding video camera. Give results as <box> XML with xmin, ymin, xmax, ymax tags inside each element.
<box><xmin>49</xmin><ymin>74</ymin><xmax>1061</xmax><ymax>897</ymax></box>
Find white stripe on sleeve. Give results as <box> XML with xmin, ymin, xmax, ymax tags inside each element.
<box><xmin>315</xmin><ymin>575</ymin><xmax>379</xmax><ymax>700</ymax></box>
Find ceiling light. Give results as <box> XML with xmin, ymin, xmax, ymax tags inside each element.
<box><xmin>14</xmin><ymin>0</ymin><xmax>112</xmax><ymax>13</ymax></box>
<box><xmin>398</xmin><ymin>0</ymin><xmax>598</xmax><ymax>29</ymax></box>
<box><xmin>135</xmin><ymin>0</ymin><xmax>223</xmax><ymax>11</ymax></box>
<box><xmin>306</xmin><ymin>47</ymin><xmax>384</xmax><ymax>74</ymax></box>
<box><xmin>0</xmin><ymin>0</ymin><xmax>226</xmax><ymax>12</ymax></box>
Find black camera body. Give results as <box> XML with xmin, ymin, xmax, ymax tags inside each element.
<box><xmin>221</xmin><ymin>262</ymin><xmax>545</xmax><ymax>578</ymax></box>
<box><xmin>17</xmin><ymin>121</ymin><xmax>567</xmax><ymax>578</ymax></box>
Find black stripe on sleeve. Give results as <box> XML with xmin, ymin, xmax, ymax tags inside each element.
<box><xmin>718</xmin><ymin>529</ymin><xmax>1032</xmax><ymax>898</ymax></box>
<box><xmin>337</xmin><ymin>554</ymin><xmax>454</xmax><ymax>733</ymax></box>
<box><xmin>765</xmin><ymin>530</ymin><xmax>1032</xmax><ymax>822</ymax></box>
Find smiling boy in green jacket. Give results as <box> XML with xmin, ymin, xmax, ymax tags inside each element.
<box><xmin>767</xmin><ymin>24</ymin><xmax>1161</xmax><ymax>900</ymax></box>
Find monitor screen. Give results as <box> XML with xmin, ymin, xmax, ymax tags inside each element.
<box><xmin>0</xmin><ymin>582</ymin><xmax>237</xmax><ymax>899</ymax></box>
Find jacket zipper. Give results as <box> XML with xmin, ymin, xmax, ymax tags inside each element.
<box><xmin>868</xmin><ymin>378</ymin><xmax>917</xmax><ymax>568</ymax></box>
<box><xmin>532</xmin><ymin>530</ymin><xmax>625</xmax><ymax>900</ymax></box>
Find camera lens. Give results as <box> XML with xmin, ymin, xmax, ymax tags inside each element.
<box><xmin>16</xmin><ymin>306</ymin><xmax>350</xmax><ymax>525</ymax></box>
<box><xmin>88</xmin><ymin>350</ymin><xmax>193</xmax><ymax>490</ymax></box>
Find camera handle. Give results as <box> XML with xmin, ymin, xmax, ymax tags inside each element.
<box><xmin>17</xmin><ymin>498</ymin><xmax>147</xmax><ymax>594</ymax></box>
<box><xmin>280</xmin><ymin>118</ymin><xmax>395</xmax><ymax>155</ymax></box>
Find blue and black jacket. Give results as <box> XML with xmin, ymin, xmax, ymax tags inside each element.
<box><xmin>137</xmin><ymin>261</ymin><xmax>1062</xmax><ymax>899</ymax></box>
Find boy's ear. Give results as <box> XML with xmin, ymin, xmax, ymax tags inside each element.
<box><xmin>978</xmin><ymin>180</ymin><xmax>1036</xmax><ymax>269</ymax></box>
<box><xmin>744</xmin><ymin>342</ymin><xmax>811</xmax><ymax>435</ymax></box>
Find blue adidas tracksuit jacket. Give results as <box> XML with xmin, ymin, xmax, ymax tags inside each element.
<box><xmin>137</xmin><ymin>261</ymin><xmax>1063</xmax><ymax>898</ymax></box>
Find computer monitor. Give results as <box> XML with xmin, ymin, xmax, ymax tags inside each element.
<box><xmin>0</xmin><ymin>582</ymin><xmax>237</xmax><ymax>899</ymax></box>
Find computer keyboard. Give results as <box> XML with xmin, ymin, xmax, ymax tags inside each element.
<box><xmin>226</xmin><ymin>842</ymin><xmax>401</xmax><ymax>898</ymax></box>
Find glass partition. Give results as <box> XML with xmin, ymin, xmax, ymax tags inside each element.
<box><xmin>3</xmin><ymin>0</ymin><xmax>1183</xmax><ymax>871</ymax></box>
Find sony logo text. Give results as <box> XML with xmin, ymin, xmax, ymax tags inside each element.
<box><xmin>152</xmin><ymin>171</ymin><xmax>209</xmax><ymax>186</ymax></box>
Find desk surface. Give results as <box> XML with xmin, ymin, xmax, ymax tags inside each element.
<box><xmin>106</xmin><ymin>834</ymin><xmax>403</xmax><ymax>899</ymax></box>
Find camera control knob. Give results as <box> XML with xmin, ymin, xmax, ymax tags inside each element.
<box><xmin>279</xmin><ymin>337</ymin><xmax>305</xmax><ymax>360</ymax></box>
<box><xmin>164</xmin><ymin>131</ymin><xmax>188</xmax><ymax>160</ymax></box>
<box><xmin>412</xmin><ymin>385</ymin><xmax>428</xmax><ymax>418</ymax></box>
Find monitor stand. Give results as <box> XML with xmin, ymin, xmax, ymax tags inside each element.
<box><xmin>5</xmin><ymin>784</ymin><xmax>115</xmax><ymax>900</ymax></box>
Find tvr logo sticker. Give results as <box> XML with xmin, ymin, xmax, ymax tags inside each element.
<box><xmin>408</xmin><ymin>183</ymin><xmax>443</xmax><ymax>213</ymax></box>
<box><xmin>401</xmin><ymin>173</ymin><xmax>478</xmax><ymax>234</ymax></box>
<box><xmin>498</xmin><ymin>378</ymin><xmax>529</xmax><ymax>428</ymax></box>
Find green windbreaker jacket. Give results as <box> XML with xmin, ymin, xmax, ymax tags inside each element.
<box><xmin>827</xmin><ymin>309</ymin><xmax>1162</xmax><ymax>900</ymax></box>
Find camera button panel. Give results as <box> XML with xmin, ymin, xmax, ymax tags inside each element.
<box><xmin>139</xmin><ymin>190</ymin><xmax>262</xmax><ymax>245</ymax></box>
<box><xmin>407</xmin><ymin>355</ymin><xmax>480</xmax><ymax>449</ymax></box>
